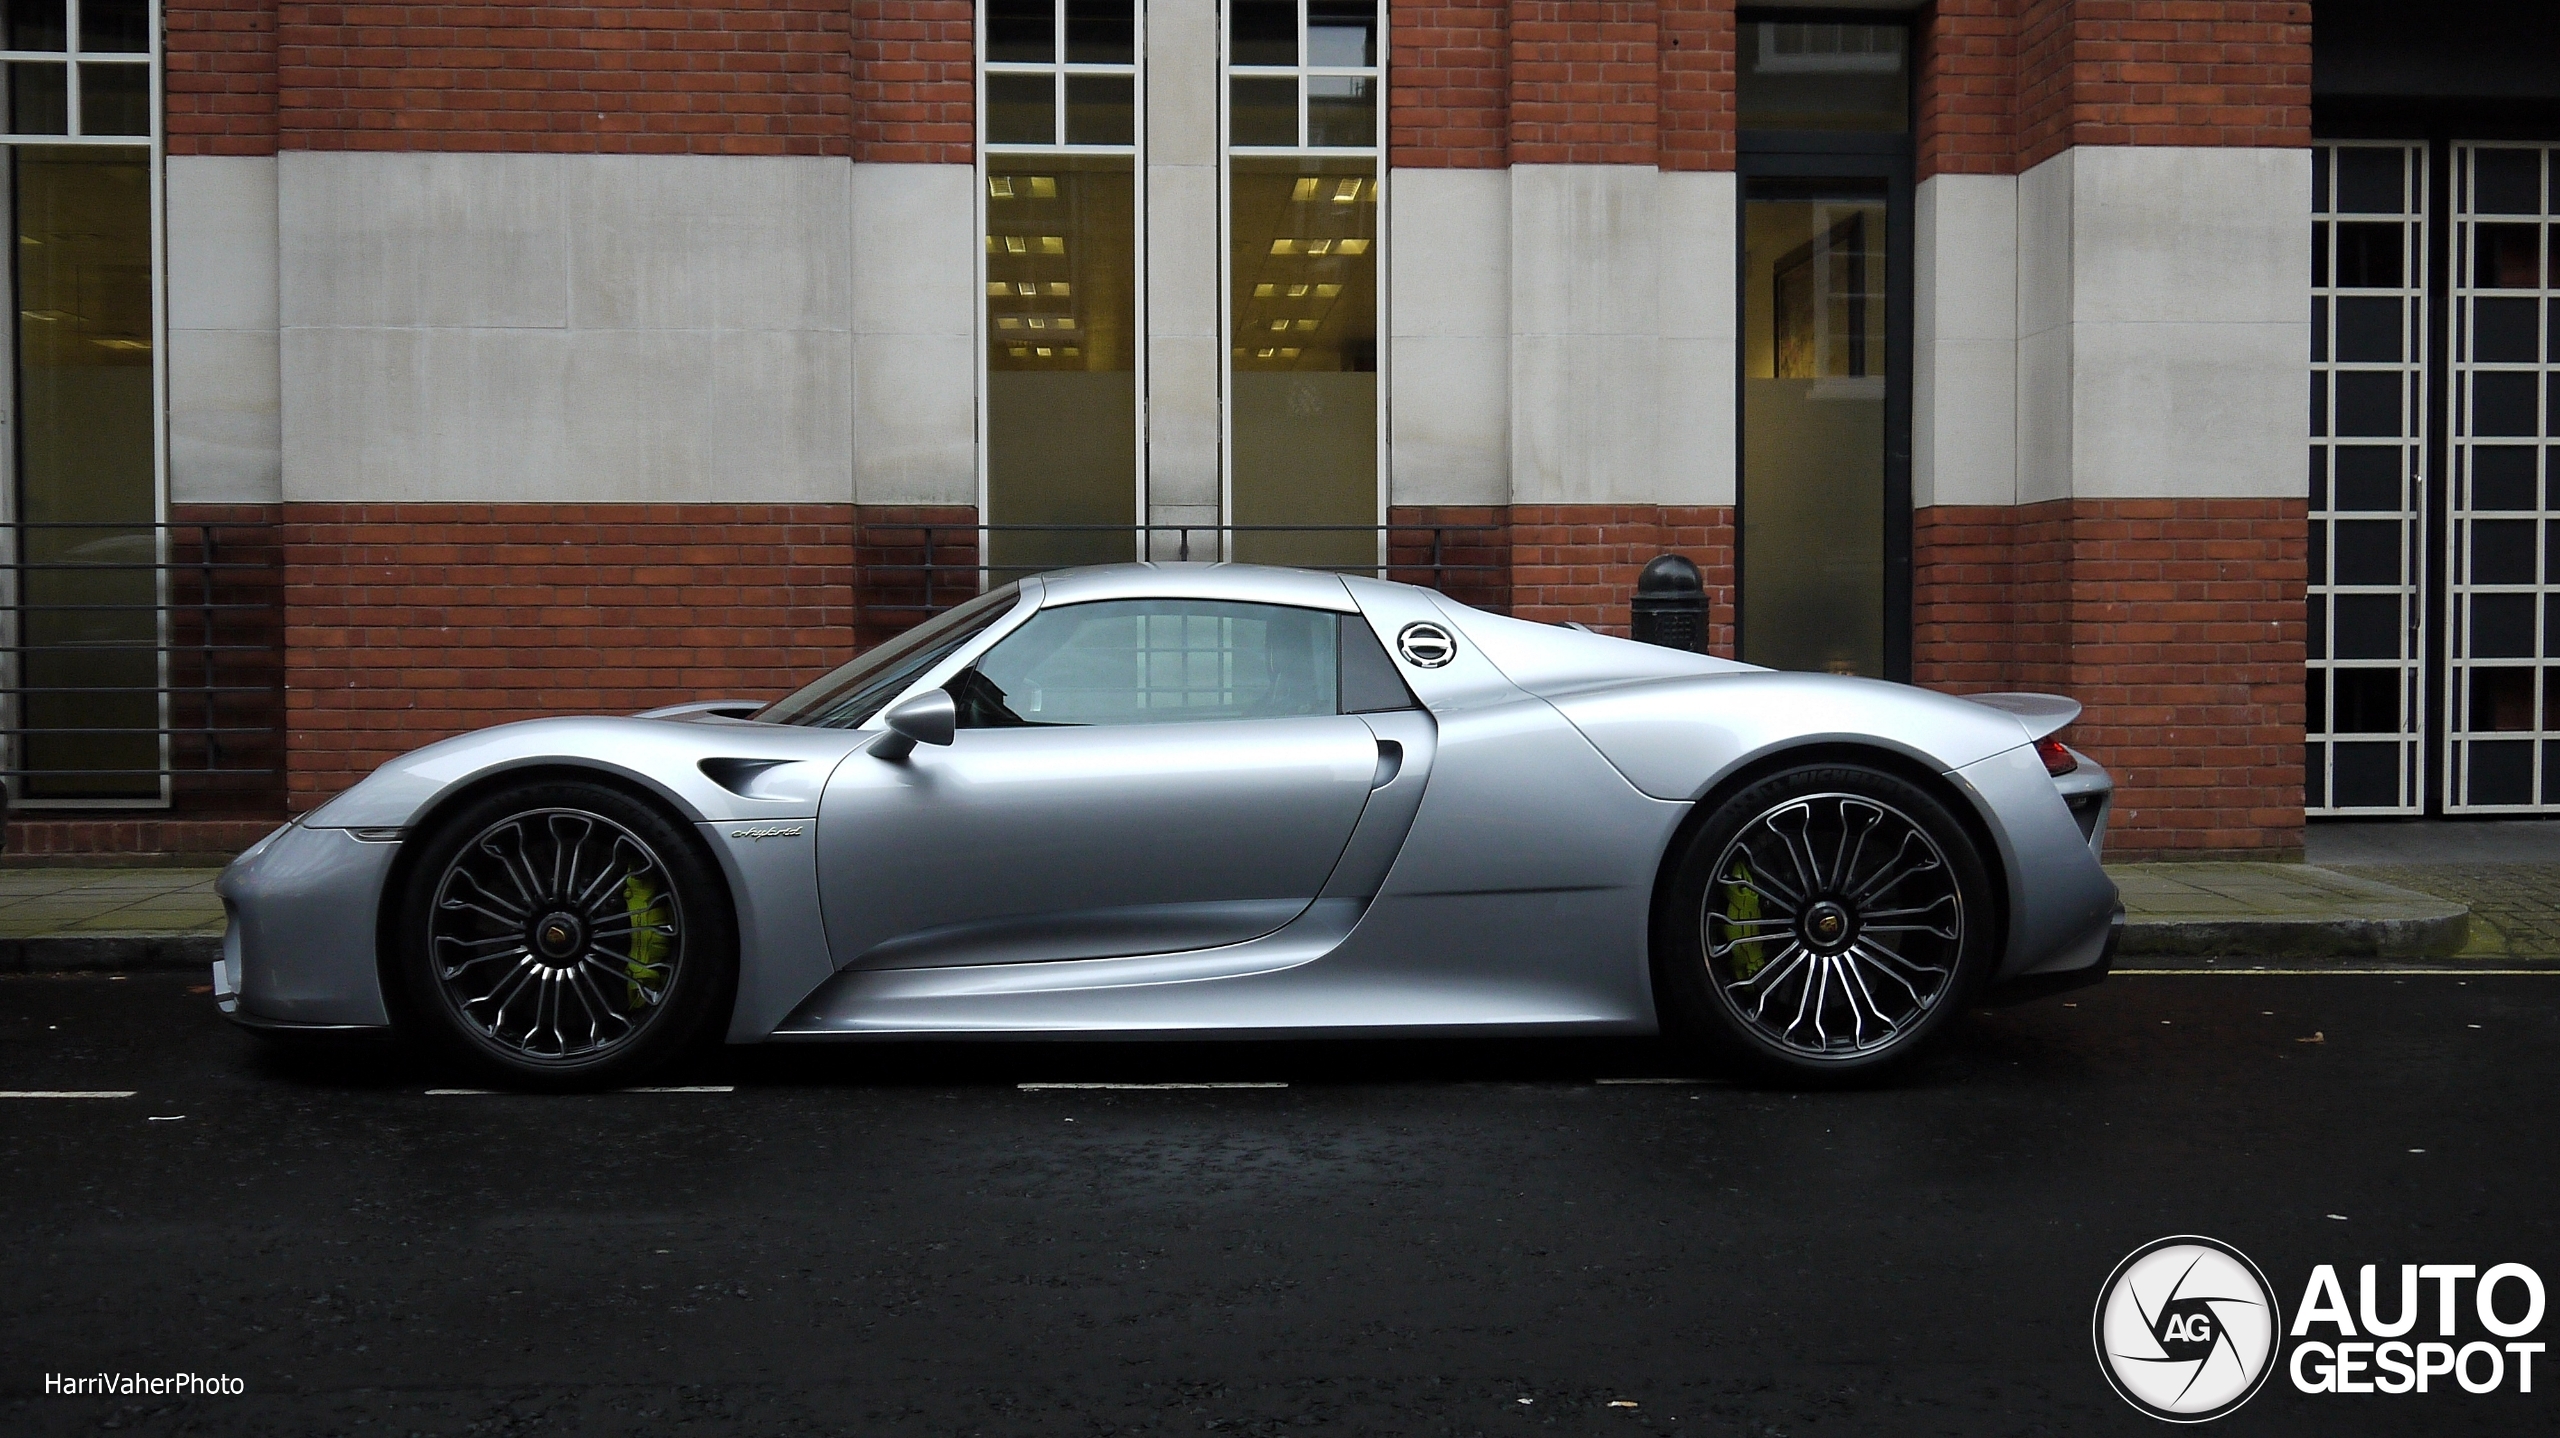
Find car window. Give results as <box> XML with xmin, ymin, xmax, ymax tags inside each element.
<box><xmin>758</xmin><ymin>583</ymin><xmax>1021</xmax><ymax>729</ymax></box>
<box><xmin>953</xmin><ymin>599</ymin><xmax>1341</xmax><ymax>728</ymax></box>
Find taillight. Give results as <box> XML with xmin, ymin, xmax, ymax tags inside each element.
<box><xmin>2037</xmin><ymin>737</ymin><xmax>2077</xmax><ymax>777</ymax></box>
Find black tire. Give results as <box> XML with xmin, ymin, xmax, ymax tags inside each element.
<box><xmin>389</xmin><ymin>779</ymin><xmax>737</xmax><ymax>1090</ymax></box>
<box><xmin>1652</xmin><ymin>762</ymin><xmax>1997</xmax><ymax>1084</ymax></box>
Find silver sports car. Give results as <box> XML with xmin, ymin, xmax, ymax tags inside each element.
<box><xmin>216</xmin><ymin>563</ymin><xmax>2122</xmax><ymax>1087</ymax></box>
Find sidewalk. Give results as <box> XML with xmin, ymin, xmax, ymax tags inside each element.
<box><xmin>0</xmin><ymin>867</ymin><xmax>225</xmax><ymax>972</ymax></box>
<box><xmin>7</xmin><ymin>823</ymin><xmax>2556</xmax><ymax>971</ymax></box>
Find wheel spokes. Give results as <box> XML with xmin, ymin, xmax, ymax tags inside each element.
<box><xmin>1703</xmin><ymin>792</ymin><xmax>1964</xmax><ymax>1058</ymax></box>
<box><xmin>429</xmin><ymin>807</ymin><xmax>684</xmax><ymax>1064</ymax></box>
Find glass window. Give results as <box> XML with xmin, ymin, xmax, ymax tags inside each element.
<box><xmin>1227</xmin><ymin>1</ymin><xmax>1382</xmax><ymax>572</ymax></box>
<box><xmin>1737</xmin><ymin>22</ymin><xmax>1908</xmax><ymax>133</ymax></box>
<box><xmin>983</xmin><ymin>2</ymin><xmax>1142</xmax><ymax>580</ymax></box>
<box><xmin>1741</xmin><ymin>179</ymin><xmax>1888</xmax><ymax>676</ymax></box>
<box><xmin>761</xmin><ymin>584</ymin><xmax>1022</xmax><ymax>728</ymax></box>
<box><xmin>954</xmin><ymin>600</ymin><xmax>1341</xmax><ymax>727</ymax></box>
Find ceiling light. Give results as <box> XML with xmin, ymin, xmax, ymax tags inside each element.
<box><xmin>1254</xmin><ymin>283</ymin><xmax>1276</xmax><ymax>298</ymax></box>
<box><xmin>1036</xmin><ymin>347</ymin><xmax>1053</xmax><ymax>356</ymax></box>
<box><xmin>1287</xmin><ymin>283</ymin><xmax>1310</xmax><ymax>297</ymax></box>
<box><xmin>1269</xmin><ymin>319</ymin><xmax>1289</xmax><ymax>331</ymax></box>
<box><xmin>1294</xmin><ymin>318</ymin><xmax>1318</xmax><ymax>330</ymax></box>
<box><xmin>1009</xmin><ymin>345</ymin><xmax>1031</xmax><ymax>357</ymax></box>
<box><xmin>1293</xmin><ymin>178</ymin><xmax>1320</xmax><ymax>201</ymax></box>
<box><xmin>1256</xmin><ymin>348</ymin><xmax>1276</xmax><ymax>358</ymax></box>
<box><xmin>1028</xmin><ymin>318</ymin><xmax>1047</xmax><ymax>329</ymax></box>
<box><xmin>1056</xmin><ymin>317</ymin><xmax>1076</xmax><ymax>329</ymax></box>
<box><xmin>1269</xmin><ymin>239</ymin><xmax>1296</xmax><ymax>255</ymax></box>
<box><xmin>1029</xmin><ymin>177</ymin><xmax>1057</xmax><ymax>198</ymax></box>
<box><xmin>1047</xmin><ymin>281</ymin><xmax>1070</xmax><ymax>295</ymax></box>
<box><xmin>1336</xmin><ymin>238</ymin><xmax>1369</xmax><ymax>255</ymax></box>
<box><xmin>998</xmin><ymin>317</ymin><xmax>1022</xmax><ymax>329</ymax></box>
<box><xmin>1018</xmin><ymin>281</ymin><xmax>1038</xmax><ymax>295</ymax></box>
<box><xmin>1039</xmin><ymin>236</ymin><xmax>1065</xmax><ymax>254</ymax></box>
<box><xmin>1062</xmin><ymin>346</ymin><xmax>1080</xmax><ymax>357</ymax></box>
<box><xmin>986</xmin><ymin>281</ymin><xmax>1009</xmax><ymax>296</ymax></box>
<box><xmin>988</xmin><ymin>177</ymin><xmax>1016</xmax><ymax>199</ymax></box>
<box><xmin>1004</xmin><ymin>235</ymin><xmax>1028</xmax><ymax>254</ymax></box>
<box><xmin>1333</xmin><ymin>179</ymin><xmax>1360</xmax><ymax>203</ymax></box>
<box><xmin>1279</xmin><ymin>347</ymin><xmax>1300</xmax><ymax>358</ymax></box>
<box><xmin>1315</xmin><ymin>283</ymin><xmax>1342</xmax><ymax>298</ymax></box>
<box><xmin>1306</xmin><ymin>239</ymin><xmax>1333</xmax><ymax>255</ymax></box>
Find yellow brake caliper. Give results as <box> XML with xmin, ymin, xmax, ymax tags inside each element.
<box><xmin>621</xmin><ymin>875</ymin><xmax>672</xmax><ymax>1006</ymax></box>
<box><xmin>1724</xmin><ymin>860</ymin><xmax>1768</xmax><ymax>980</ymax></box>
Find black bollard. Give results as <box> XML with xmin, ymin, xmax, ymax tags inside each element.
<box><xmin>1629</xmin><ymin>554</ymin><xmax>1704</xmax><ymax>652</ymax></box>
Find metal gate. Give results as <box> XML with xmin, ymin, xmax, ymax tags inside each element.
<box><xmin>2307</xmin><ymin>142</ymin><xmax>2428</xmax><ymax>814</ymax></box>
<box><xmin>2444</xmin><ymin>143</ymin><xmax>2559</xmax><ymax>811</ymax></box>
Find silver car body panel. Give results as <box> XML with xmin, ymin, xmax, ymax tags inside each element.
<box><xmin>220</xmin><ymin>562</ymin><xmax>2119</xmax><ymax>1040</ymax></box>
<box><xmin>215</xmin><ymin>821</ymin><xmax>401</xmax><ymax>1026</ymax></box>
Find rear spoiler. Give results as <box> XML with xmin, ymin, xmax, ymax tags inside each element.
<box><xmin>1960</xmin><ymin>692</ymin><xmax>2081</xmax><ymax>742</ymax></box>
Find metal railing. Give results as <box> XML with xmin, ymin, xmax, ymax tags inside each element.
<box><xmin>2</xmin><ymin>519</ymin><xmax>285</xmax><ymax>804</ymax></box>
<box><xmin>856</xmin><ymin>521</ymin><xmax>1514</xmax><ymax>624</ymax></box>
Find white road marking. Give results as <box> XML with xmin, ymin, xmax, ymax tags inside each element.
<box><xmin>1017</xmin><ymin>1081</ymin><xmax>1288</xmax><ymax>1091</ymax></box>
<box><xmin>0</xmin><ymin>1090</ymin><xmax>136</xmax><ymax>1099</ymax></box>
<box><xmin>1594</xmin><ymin>1077</ymin><xmax>1716</xmax><ymax>1085</ymax></box>
<box><xmin>423</xmin><ymin>1086</ymin><xmax>737</xmax><ymax>1096</ymax></box>
<box><xmin>147</xmin><ymin>1115</ymin><xmax>184</xmax><ymax>1122</ymax></box>
<box><xmin>2117</xmin><ymin>968</ymin><xmax>2556</xmax><ymax>976</ymax></box>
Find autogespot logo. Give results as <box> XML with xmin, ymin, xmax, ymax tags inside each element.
<box><xmin>2094</xmin><ymin>1236</ymin><xmax>2282</xmax><ymax>1422</ymax></box>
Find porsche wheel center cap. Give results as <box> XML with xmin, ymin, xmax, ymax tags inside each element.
<box><xmin>1803</xmin><ymin>900</ymin><xmax>1854</xmax><ymax>951</ymax></box>
<box><xmin>532</xmin><ymin>913</ymin><xmax>585</xmax><ymax>961</ymax></box>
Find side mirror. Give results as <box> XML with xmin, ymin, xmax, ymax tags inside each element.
<box><xmin>870</xmin><ymin>688</ymin><xmax>957</xmax><ymax>761</ymax></box>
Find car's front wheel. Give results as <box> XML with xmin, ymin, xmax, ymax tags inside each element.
<box><xmin>390</xmin><ymin>780</ymin><xmax>735</xmax><ymax>1089</ymax></box>
<box><xmin>1653</xmin><ymin>762</ymin><xmax>1997</xmax><ymax>1083</ymax></box>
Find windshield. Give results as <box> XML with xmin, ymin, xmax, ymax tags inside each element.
<box><xmin>758</xmin><ymin>583</ymin><xmax>1023</xmax><ymax>728</ymax></box>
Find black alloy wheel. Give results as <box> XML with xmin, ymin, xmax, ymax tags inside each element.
<box><xmin>392</xmin><ymin>779</ymin><xmax>735</xmax><ymax>1089</ymax></box>
<box><xmin>1653</xmin><ymin>762</ymin><xmax>1997</xmax><ymax>1082</ymax></box>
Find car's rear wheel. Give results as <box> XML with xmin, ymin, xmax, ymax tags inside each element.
<box><xmin>1653</xmin><ymin>762</ymin><xmax>1996</xmax><ymax>1083</ymax></box>
<box><xmin>391</xmin><ymin>780</ymin><xmax>735</xmax><ymax>1089</ymax></box>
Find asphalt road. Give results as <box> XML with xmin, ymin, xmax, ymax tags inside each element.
<box><xmin>1</xmin><ymin>969</ymin><xmax>2553</xmax><ymax>1436</ymax></box>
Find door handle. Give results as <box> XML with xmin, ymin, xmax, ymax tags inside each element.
<box><xmin>1371</xmin><ymin>740</ymin><xmax>1402</xmax><ymax>789</ymax></box>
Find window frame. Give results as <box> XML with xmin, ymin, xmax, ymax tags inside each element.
<box><xmin>976</xmin><ymin>0</ymin><xmax>1150</xmax><ymax>585</ymax></box>
<box><xmin>1218</xmin><ymin>0</ymin><xmax>1388</xmax><ymax>565</ymax></box>
<box><xmin>0</xmin><ymin>0</ymin><xmax>165</xmax><ymax>810</ymax></box>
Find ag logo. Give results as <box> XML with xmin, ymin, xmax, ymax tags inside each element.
<box><xmin>2095</xmin><ymin>1236</ymin><xmax>2281</xmax><ymax>1422</ymax></box>
<box><xmin>1395</xmin><ymin>621</ymin><xmax>1456</xmax><ymax>669</ymax></box>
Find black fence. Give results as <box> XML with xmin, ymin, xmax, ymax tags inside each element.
<box><xmin>2</xmin><ymin>519</ymin><xmax>285</xmax><ymax>811</ymax></box>
<box><xmin>856</xmin><ymin>522</ymin><xmax>1513</xmax><ymax>635</ymax></box>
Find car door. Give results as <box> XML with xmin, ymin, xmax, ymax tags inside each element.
<box><xmin>816</xmin><ymin>596</ymin><xmax>1393</xmax><ymax>970</ymax></box>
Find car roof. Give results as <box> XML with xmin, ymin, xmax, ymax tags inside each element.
<box><xmin>1032</xmin><ymin>562</ymin><xmax>1364</xmax><ymax>614</ymax></box>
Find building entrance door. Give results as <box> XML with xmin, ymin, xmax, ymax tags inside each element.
<box><xmin>1734</xmin><ymin>19</ymin><xmax>1913</xmax><ymax>680</ymax></box>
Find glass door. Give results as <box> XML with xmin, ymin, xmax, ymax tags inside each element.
<box><xmin>1735</xmin><ymin>15</ymin><xmax>1913</xmax><ymax>679</ymax></box>
<box><xmin>1740</xmin><ymin>178</ymin><xmax>1890</xmax><ymax>675</ymax></box>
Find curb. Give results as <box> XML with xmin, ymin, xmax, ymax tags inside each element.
<box><xmin>2119</xmin><ymin>906</ymin><xmax>2469</xmax><ymax>960</ymax></box>
<box><xmin>0</xmin><ymin>934</ymin><xmax>221</xmax><ymax>974</ymax></box>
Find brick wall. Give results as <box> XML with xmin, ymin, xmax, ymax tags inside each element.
<box><xmin>2016</xmin><ymin>0</ymin><xmax>2310</xmax><ymax>171</ymax></box>
<box><xmin>1507</xmin><ymin>503</ymin><xmax>1735</xmax><ymax>653</ymax></box>
<box><xmin>1916</xmin><ymin>0</ymin><xmax>2016</xmax><ymax>181</ymax></box>
<box><xmin>274</xmin><ymin>2</ymin><xmax>855</xmax><ymax>154</ymax></box>
<box><xmin>281</xmin><ymin>504</ymin><xmax>857</xmax><ymax>809</ymax></box>
<box><xmin>1657</xmin><ymin>0</ymin><xmax>1732</xmax><ymax>173</ymax></box>
<box><xmin>168</xmin><ymin>0</ymin><xmax>281</xmax><ymax>157</ymax></box>
<box><xmin>1914</xmin><ymin>499</ymin><xmax>2307</xmax><ymax>859</ymax></box>
<box><xmin>850</xmin><ymin>0</ymin><xmax>973</xmax><ymax>164</ymax></box>
<box><xmin>1389</xmin><ymin>1</ymin><xmax>1511</xmax><ymax>168</ymax></box>
<box><xmin>1508</xmin><ymin>1</ymin><xmax>1661</xmax><ymax>166</ymax></box>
